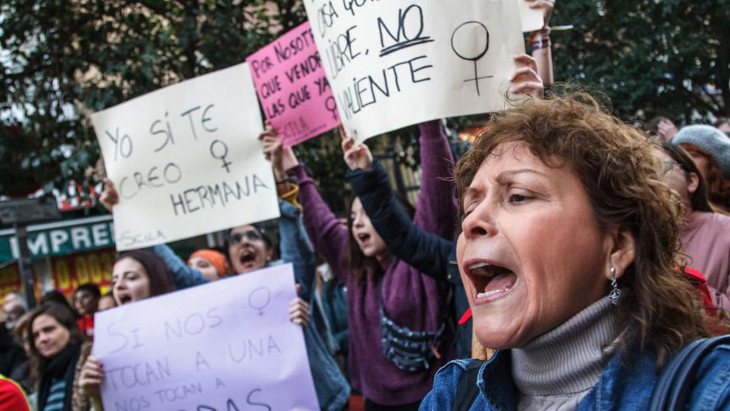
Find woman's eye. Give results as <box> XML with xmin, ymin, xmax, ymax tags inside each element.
<box><xmin>462</xmin><ymin>201</ymin><xmax>478</xmax><ymax>217</ymax></box>
<box><xmin>508</xmin><ymin>193</ymin><xmax>529</xmax><ymax>203</ymax></box>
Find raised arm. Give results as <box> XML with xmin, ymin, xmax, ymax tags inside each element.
<box><xmin>261</xmin><ymin>126</ymin><xmax>351</xmax><ymax>282</ymax></box>
<box><xmin>411</xmin><ymin>120</ymin><xmax>457</xmax><ymax>237</ymax></box>
<box><xmin>347</xmin><ymin>156</ymin><xmax>454</xmax><ymax>280</ymax></box>
<box><xmin>151</xmin><ymin>244</ymin><xmax>209</xmax><ymax>289</ymax></box>
<box><xmin>526</xmin><ymin>0</ymin><xmax>555</xmax><ymax>86</ymax></box>
<box><xmin>277</xmin><ymin>197</ymin><xmax>316</xmax><ymax>301</ymax></box>
<box><xmin>261</xmin><ymin>128</ymin><xmax>317</xmax><ymax>300</ymax></box>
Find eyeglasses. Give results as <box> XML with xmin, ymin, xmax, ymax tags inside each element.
<box><xmin>661</xmin><ymin>160</ymin><xmax>679</xmax><ymax>176</ymax></box>
<box><xmin>229</xmin><ymin>230</ymin><xmax>263</xmax><ymax>244</ymax></box>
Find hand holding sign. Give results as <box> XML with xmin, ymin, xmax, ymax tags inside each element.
<box><xmin>79</xmin><ymin>355</ymin><xmax>103</xmax><ymax>398</ymax></box>
<box><xmin>509</xmin><ymin>54</ymin><xmax>544</xmax><ymax>99</ymax></box>
<box><xmin>99</xmin><ymin>178</ymin><xmax>118</xmax><ymax>213</ymax></box>
<box><xmin>341</xmin><ymin>133</ymin><xmax>374</xmax><ymax>172</ymax></box>
<box><xmin>289</xmin><ymin>297</ymin><xmax>310</xmax><ymax>327</ymax></box>
<box><xmin>259</xmin><ymin>126</ymin><xmax>301</xmax><ymax>177</ymax></box>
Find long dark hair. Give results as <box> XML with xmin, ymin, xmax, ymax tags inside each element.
<box><xmin>661</xmin><ymin>142</ymin><xmax>713</xmax><ymax>212</ymax></box>
<box><xmin>26</xmin><ymin>302</ymin><xmax>83</xmax><ymax>360</ymax></box>
<box><xmin>116</xmin><ymin>249</ymin><xmax>174</xmax><ymax>297</ymax></box>
<box><xmin>346</xmin><ymin>194</ymin><xmax>415</xmax><ymax>284</ymax></box>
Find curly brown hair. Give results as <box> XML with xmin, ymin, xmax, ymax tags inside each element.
<box><xmin>454</xmin><ymin>91</ymin><xmax>708</xmax><ymax>365</ymax></box>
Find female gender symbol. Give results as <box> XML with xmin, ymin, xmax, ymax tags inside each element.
<box><xmin>451</xmin><ymin>21</ymin><xmax>492</xmax><ymax>96</ymax></box>
<box><xmin>325</xmin><ymin>96</ymin><xmax>339</xmax><ymax>121</ymax></box>
<box><xmin>209</xmin><ymin>139</ymin><xmax>232</xmax><ymax>173</ymax></box>
<box><xmin>248</xmin><ymin>286</ymin><xmax>272</xmax><ymax>316</ymax></box>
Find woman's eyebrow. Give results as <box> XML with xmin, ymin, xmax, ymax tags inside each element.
<box><xmin>494</xmin><ymin>168</ymin><xmax>546</xmax><ymax>184</ymax></box>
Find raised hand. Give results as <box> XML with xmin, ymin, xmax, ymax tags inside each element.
<box><xmin>288</xmin><ymin>297</ymin><xmax>310</xmax><ymax>327</ymax></box>
<box><xmin>79</xmin><ymin>355</ymin><xmax>104</xmax><ymax>397</ymax></box>
<box><xmin>657</xmin><ymin>119</ymin><xmax>678</xmax><ymax>142</ymax></box>
<box><xmin>99</xmin><ymin>178</ymin><xmax>119</xmax><ymax>212</ymax></box>
<box><xmin>340</xmin><ymin>127</ymin><xmax>373</xmax><ymax>171</ymax></box>
<box><xmin>258</xmin><ymin>123</ymin><xmax>300</xmax><ymax>179</ymax></box>
<box><xmin>509</xmin><ymin>54</ymin><xmax>544</xmax><ymax>99</ymax></box>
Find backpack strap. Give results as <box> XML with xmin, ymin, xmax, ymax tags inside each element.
<box><xmin>649</xmin><ymin>334</ymin><xmax>730</xmax><ymax>410</ymax></box>
<box><xmin>452</xmin><ymin>360</ymin><xmax>485</xmax><ymax>411</ymax></box>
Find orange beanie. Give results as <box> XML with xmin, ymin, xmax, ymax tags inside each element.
<box><xmin>189</xmin><ymin>249</ymin><xmax>230</xmax><ymax>277</ymax></box>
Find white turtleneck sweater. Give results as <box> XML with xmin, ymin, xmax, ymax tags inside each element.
<box><xmin>511</xmin><ymin>297</ymin><xmax>619</xmax><ymax>411</ymax></box>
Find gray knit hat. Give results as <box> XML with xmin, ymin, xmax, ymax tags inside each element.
<box><xmin>672</xmin><ymin>125</ymin><xmax>730</xmax><ymax>178</ymax></box>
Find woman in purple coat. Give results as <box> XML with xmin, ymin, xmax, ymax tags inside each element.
<box><xmin>261</xmin><ymin>120</ymin><xmax>455</xmax><ymax>410</ymax></box>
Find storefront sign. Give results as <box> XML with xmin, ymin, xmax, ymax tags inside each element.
<box><xmin>0</xmin><ymin>215</ymin><xmax>115</xmax><ymax>261</ymax></box>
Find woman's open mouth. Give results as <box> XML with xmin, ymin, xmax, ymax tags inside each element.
<box><xmin>356</xmin><ymin>233</ymin><xmax>371</xmax><ymax>246</ymax></box>
<box><xmin>239</xmin><ymin>252</ymin><xmax>256</xmax><ymax>265</ymax></box>
<box><xmin>466</xmin><ymin>261</ymin><xmax>517</xmax><ymax>303</ymax></box>
<box><xmin>118</xmin><ymin>295</ymin><xmax>132</xmax><ymax>305</ymax></box>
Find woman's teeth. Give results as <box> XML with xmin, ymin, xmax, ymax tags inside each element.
<box><xmin>477</xmin><ymin>286</ymin><xmax>511</xmax><ymax>298</ymax></box>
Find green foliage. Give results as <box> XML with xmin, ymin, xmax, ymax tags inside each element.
<box><xmin>551</xmin><ymin>0</ymin><xmax>730</xmax><ymax>125</ymax></box>
<box><xmin>0</xmin><ymin>0</ymin><xmax>307</xmax><ymax>195</ymax></box>
<box><xmin>1</xmin><ymin>0</ymin><xmax>728</xmax><ymax>197</ymax></box>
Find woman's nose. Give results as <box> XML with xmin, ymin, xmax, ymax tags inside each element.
<box><xmin>462</xmin><ymin>202</ymin><xmax>497</xmax><ymax>240</ymax></box>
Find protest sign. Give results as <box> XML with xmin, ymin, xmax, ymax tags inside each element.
<box><xmin>91</xmin><ymin>63</ymin><xmax>279</xmax><ymax>251</ymax></box>
<box><xmin>247</xmin><ymin>22</ymin><xmax>340</xmax><ymax>146</ymax></box>
<box><xmin>518</xmin><ymin>0</ymin><xmax>544</xmax><ymax>32</ymax></box>
<box><xmin>303</xmin><ymin>0</ymin><xmax>525</xmax><ymax>141</ymax></box>
<box><xmin>93</xmin><ymin>264</ymin><xmax>319</xmax><ymax>411</ymax></box>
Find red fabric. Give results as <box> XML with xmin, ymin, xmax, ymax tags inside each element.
<box><xmin>77</xmin><ymin>315</ymin><xmax>95</xmax><ymax>338</ymax></box>
<box><xmin>680</xmin><ymin>266</ymin><xmax>718</xmax><ymax>316</ymax></box>
<box><xmin>458</xmin><ymin>308</ymin><xmax>472</xmax><ymax>325</ymax></box>
<box><xmin>0</xmin><ymin>376</ymin><xmax>31</xmax><ymax>411</ymax></box>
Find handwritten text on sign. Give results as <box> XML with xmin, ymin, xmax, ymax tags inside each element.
<box><xmin>247</xmin><ymin>22</ymin><xmax>340</xmax><ymax>146</ymax></box>
<box><xmin>91</xmin><ymin>63</ymin><xmax>279</xmax><ymax>250</ymax></box>
<box><xmin>93</xmin><ymin>264</ymin><xmax>319</xmax><ymax>411</ymax></box>
<box><xmin>304</xmin><ymin>0</ymin><xmax>524</xmax><ymax>141</ymax></box>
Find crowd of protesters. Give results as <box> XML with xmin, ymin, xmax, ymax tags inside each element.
<box><xmin>2</xmin><ymin>0</ymin><xmax>730</xmax><ymax>410</ymax></box>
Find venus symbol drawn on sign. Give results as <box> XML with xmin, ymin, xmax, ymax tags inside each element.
<box><xmin>325</xmin><ymin>96</ymin><xmax>339</xmax><ymax>121</ymax></box>
<box><xmin>210</xmin><ymin>140</ymin><xmax>232</xmax><ymax>173</ymax></box>
<box><xmin>248</xmin><ymin>286</ymin><xmax>272</xmax><ymax>316</ymax></box>
<box><xmin>451</xmin><ymin>21</ymin><xmax>492</xmax><ymax>96</ymax></box>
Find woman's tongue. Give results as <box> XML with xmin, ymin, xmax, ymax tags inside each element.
<box><xmin>479</xmin><ymin>272</ymin><xmax>516</xmax><ymax>297</ymax></box>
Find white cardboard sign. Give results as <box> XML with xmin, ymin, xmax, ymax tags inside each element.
<box><xmin>93</xmin><ymin>264</ymin><xmax>319</xmax><ymax>411</ymax></box>
<box><xmin>91</xmin><ymin>63</ymin><xmax>279</xmax><ymax>251</ymax></box>
<box><xmin>303</xmin><ymin>0</ymin><xmax>525</xmax><ymax>141</ymax></box>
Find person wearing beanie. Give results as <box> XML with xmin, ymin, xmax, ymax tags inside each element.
<box><xmin>672</xmin><ymin>124</ymin><xmax>730</xmax><ymax>209</ymax></box>
<box><xmin>187</xmin><ymin>249</ymin><xmax>230</xmax><ymax>281</ymax></box>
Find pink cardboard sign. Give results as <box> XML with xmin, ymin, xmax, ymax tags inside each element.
<box><xmin>246</xmin><ymin>22</ymin><xmax>340</xmax><ymax>146</ymax></box>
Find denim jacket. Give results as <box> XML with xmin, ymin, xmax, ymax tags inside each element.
<box><xmin>152</xmin><ymin>198</ymin><xmax>349</xmax><ymax>411</ymax></box>
<box><xmin>421</xmin><ymin>342</ymin><xmax>730</xmax><ymax>410</ymax></box>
